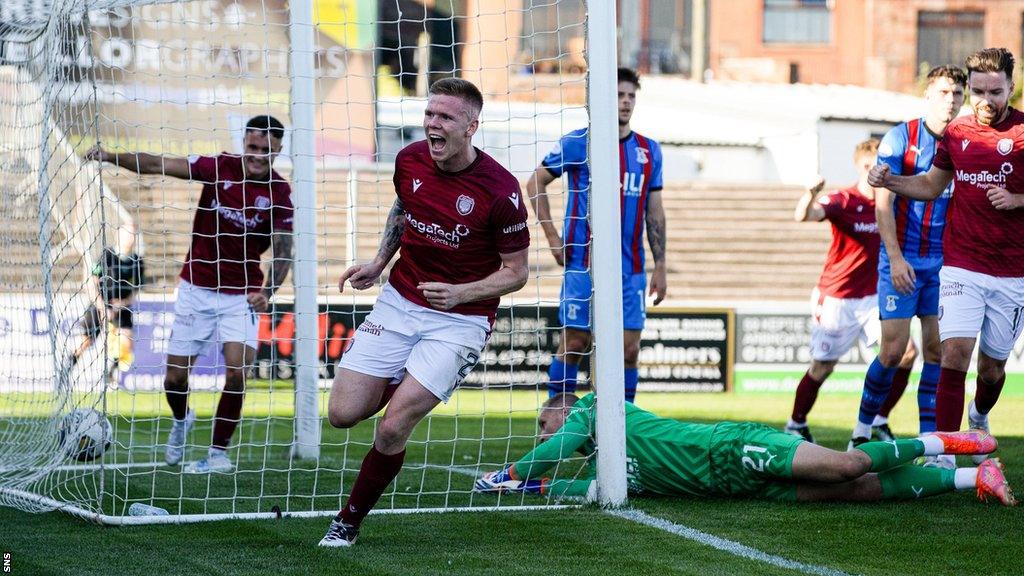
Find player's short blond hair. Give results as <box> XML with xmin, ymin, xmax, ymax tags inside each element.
<box><xmin>853</xmin><ymin>138</ymin><xmax>880</xmax><ymax>163</ymax></box>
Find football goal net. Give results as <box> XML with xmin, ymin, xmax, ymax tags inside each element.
<box><xmin>0</xmin><ymin>0</ymin><xmax>626</xmax><ymax>524</ymax></box>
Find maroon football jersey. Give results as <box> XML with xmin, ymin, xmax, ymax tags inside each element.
<box><xmin>179</xmin><ymin>154</ymin><xmax>293</xmax><ymax>293</ymax></box>
<box><xmin>387</xmin><ymin>140</ymin><xmax>530</xmax><ymax>318</ymax></box>
<box><xmin>816</xmin><ymin>186</ymin><xmax>879</xmax><ymax>299</ymax></box>
<box><xmin>933</xmin><ymin>108</ymin><xmax>1024</xmax><ymax>277</ymax></box>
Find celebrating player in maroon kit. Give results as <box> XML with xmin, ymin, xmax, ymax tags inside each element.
<box><xmin>784</xmin><ymin>139</ymin><xmax>913</xmax><ymax>443</ymax></box>
<box><xmin>85</xmin><ymin>116</ymin><xmax>294</xmax><ymax>474</ymax></box>
<box><xmin>319</xmin><ymin>78</ymin><xmax>530</xmax><ymax>547</ymax></box>
<box><xmin>869</xmin><ymin>48</ymin><xmax>1024</xmax><ymax>467</ymax></box>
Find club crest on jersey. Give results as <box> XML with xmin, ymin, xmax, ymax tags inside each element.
<box><xmin>886</xmin><ymin>295</ymin><xmax>898</xmax><ymax>312</ymax></box>
<box><xmin>997</xmin><ymin>138</ymin><xmax>1014</xmax><ymax>156</ymax></box>
<box><xmin>456</xmin><ymin>194</ymin><xmax>475</xmax><ymax>215</ymax></box>
<box><xmin>255</xmin><ymin>196</ymin><xmax>271</xmax><ymax>209</ymax></box>
<box><xmin>635</xmin><ymin>147</ymin><xmax>649</xmax><ymax>164</ymax></box>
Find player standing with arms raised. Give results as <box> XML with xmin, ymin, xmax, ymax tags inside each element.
<box><xmin>319</xmin><ymin>78</ymin><xmax>530</xmax><ymax>547</ymax></box>
<box><xmin>869</xmin><ymin>48</ymin><xmax>1024</xmax><ymax>467</ymax></box>
<box><xmin>785</xmin><ymin>139</ymin><xmax>900</xmax><ymax>443</ymax></box>
<box><xmin>850</xmin><ymin>66</ymin><xmax>966</xmax><ymax>447</ymax></box>
<box><xmin>85</xmin><ymin>115</ymin><xmax>294</xmax><ymax>474</ymax></box>
<box><xmin>527</xmin><ymin>67</ymin><xmax>667</xmax><ymax>403</ymax></box>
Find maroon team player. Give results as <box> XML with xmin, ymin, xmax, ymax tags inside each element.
<box><xmin>319</xmin><ymin>78</ymin><xmax>530</xmax><ymax>547</ymax></box>
<box><xmin>785</xmin><ymin>139</ymin><xmax>916</xmax><ymax>443</ymax></box>
<box><xmin>869</xmin><ymin>47</ymin><xmax>1024</xmax><ymax>467</ymax></box>
<box><xmin>85</xmin><ymin>116</ymin><xmax>294</xmax><ymax>474</ymax></box>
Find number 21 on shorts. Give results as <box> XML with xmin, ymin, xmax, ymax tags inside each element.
<box><xmin>741</xmin><ymin>444</ymin><xmax>777</xmax><ymax>473</ymax></box>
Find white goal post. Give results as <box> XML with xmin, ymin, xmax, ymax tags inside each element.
<box><xmin>0</xmin><ymin>0</ymin><xmax>626</xmax><ymax>522</ymax></box>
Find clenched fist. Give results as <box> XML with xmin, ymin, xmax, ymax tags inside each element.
<box><xmin>867</xmin><ymin>164</ymin><xmax>890</xmax><ymax>188</ymax></box>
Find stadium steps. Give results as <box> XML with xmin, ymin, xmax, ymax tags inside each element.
<box><xmin>97</xmin><ymin>172</ymin><xmax>832</xmax><ymax>304</ymax></box>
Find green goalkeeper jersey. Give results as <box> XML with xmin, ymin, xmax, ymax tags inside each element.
<box><xmin>514</xmin><ymin>394</ymin><xmax>718</xmax><ymax>497</ymax></box>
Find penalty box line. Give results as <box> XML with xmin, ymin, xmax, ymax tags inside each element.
<box><xmin>607</xmin><ymin>509</ymin><xmax>856</xmax><ymax>576</ymax></box>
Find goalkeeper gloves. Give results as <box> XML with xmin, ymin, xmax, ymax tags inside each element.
<box><xmin>473</xmin><ymin>467</ymin><xmax>546</xmax><ymax>494</ymax></box>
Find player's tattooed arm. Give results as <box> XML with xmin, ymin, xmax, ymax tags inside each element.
<box><xmin>646</xmin><ymin>191</ymin><xmax>668</xmax><ymax>305</ymax></box>
<box><xmin>646</xmin><ymin>191</ymin><xmax>667</xmax><ymax>266</ymax></box>
<box><xmin>376</xmin><ymin>197</ymin><xmax>407</xmax><ymax>265</ymax></box>
<box><xmin>263</xmin><ymin>231</ymin><xmax>294</xmax><ymax>299</ymax></box>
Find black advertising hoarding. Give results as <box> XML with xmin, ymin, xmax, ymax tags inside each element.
<box><xmin>249</xmin><ymin>303</ymin><xmax>732</xmax><ymax>392</ymax></box>
<box><xmin>638</xmin><ymin>308</ymin><xmax>734</xmax><ymax>393</ymax></box>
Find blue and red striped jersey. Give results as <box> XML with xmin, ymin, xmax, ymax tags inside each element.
<box><xmin>876</xmin><ymin>117</ymin><xmax>951</xmax><ymax>267</ymax></box>
<box><xmin>541</xmin><ymin>128</ymin><xmax>664</xmax><ymax>273</ymax></box>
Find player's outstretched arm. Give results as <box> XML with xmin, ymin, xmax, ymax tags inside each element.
<box><xmin>645</xmin><ymin>190</ymin><xmax>667</xmax><ymax>305</ymax></box>
<box><xmin>868</xmin><ymin>164</ymin><xmax>952</xmax><ymax>201</ymax></box>
<box><xmin>794</xmin><ymin>176</ymin><xmax>827</xmax><ymax>222</ymax></box>
<box><xmin>417</xmin><ymin>247</ymin><xmax>529</xmax><ymax>310</ymax></box>
<box><xmin>526</xmin><ymin>166</ymin><xmax>564</xmax><ymax>266</ymax></box>
<box><xmin>84</xmin><ymin>144</ymin><xmax>191</xmax><ymax>179</ymax></box>
<box><xmin>875</xmin><ymin>187</ymin><xmax>915</xmax><ymax>294</ymax></box>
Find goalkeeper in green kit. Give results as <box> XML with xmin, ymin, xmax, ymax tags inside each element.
<box><xmin>474</xmin><ymin>393</ymin><xmax>1015</xmax><ymax>505</ymax></box>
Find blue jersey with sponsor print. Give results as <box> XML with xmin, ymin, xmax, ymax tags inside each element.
<box><xmin>542</xmin><ymin>128</ymin><xmax>664</xmax><ymax>274</ymax></box>
<box><xmin>876</xmin><ymin>118</ymin><xmax>951</xmax><ymax>268</ymax></box>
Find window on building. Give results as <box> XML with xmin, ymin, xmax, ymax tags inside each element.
<box><xmin>762</xmin><ymin>0</ymin><xmax>831</xmax><ymax>44</ymax></box>
<box><xmin>916</xmin><ymin>11</ymin><xmax>983</xmax><ymax>74</ymax></box>
<box><xmin>518</xmin><ymin>1</ymin><xmax>586</xmax><ymax>73</ymax></box>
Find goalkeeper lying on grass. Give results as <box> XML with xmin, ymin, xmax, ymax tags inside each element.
<box><xmin>474</xmin><ymin>393</ymin><xmax>1016</xmax><ymax>505</ymax></box>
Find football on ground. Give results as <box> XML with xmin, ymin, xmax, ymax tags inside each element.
<box><xmin>58</xmin><ymin>408</ymin><xmax>112</xmax><ymax>462</ymax></box>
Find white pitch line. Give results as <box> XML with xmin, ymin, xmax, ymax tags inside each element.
<box><xmin>607</xmin><ymin>509</ymin><xmax>856</xmax><ymax>576</ymax></box>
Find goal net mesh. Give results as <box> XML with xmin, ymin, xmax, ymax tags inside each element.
<box><xmin>0</xmin><ymin>0</ymin><xmax>598</xmax><ymax>521</ymax></box>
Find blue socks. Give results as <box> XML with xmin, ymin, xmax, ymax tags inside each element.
<box><xmin>859</xmin><ymin>357</ymin><xmax>897</xmax><ymax>426</ymax></box>
<box><xmin>547</xmin><ymin>358</ymin><xmax>579</xmax><ymax>397</ymax></box>
<box><xmin>547</xmin><ymin>360</ymin><xmax>638</xmax><ymax>402</ymax></box>
<box><xmin>918</xmin><ymin>362</ymin><xmax>940</xmax><ymax>434</ymax></box>
<box><xmin>625</xmin><ymin>368</ymin><xmax>638</xmax><ymax>403</ymax></box>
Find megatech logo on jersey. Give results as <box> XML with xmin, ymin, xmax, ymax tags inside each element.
<box><xmin>854</xmin><ymin>221</ymin><xmax>878</xmax><ymax>233</ymax></box>
<box><xmin>405</xmin><ymin>213</ymin><xmax>470</xmax><ymax>248</ymax></box>
<box><xmin>211</xmin><ymin>199</ymin><xmax>264</xmax><ymax>230</ymax></box>
<box><xmin>956</xmin><ymin>162</ymin><xmax>1013</xmax><ymax>186</ymax></box>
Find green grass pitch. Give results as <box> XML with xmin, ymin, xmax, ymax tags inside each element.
<box><xmin>1</xmin><ymin>391</ymin><xmax>1021</xmax><ymax>576</ymax></box>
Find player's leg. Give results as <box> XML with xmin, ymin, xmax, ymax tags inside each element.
<box><xmin>855</xmin><ymin>315</ymin><xmax>911</xmax><ymax>443</ymax></box>
<box><xmin>934</xmin><ymin>267</ymin><xmax>986</xmax><ymax>467</ymax></box>
<box><xmin>791</xmin><ymin>430</ymin><xmax>995</xmax><ymax>483</ymax></box>
<box><xmin>549</xmin><ymin>269</ymin><xmax>592</xmax><ymax>396</ymax></box>
<box><xmin>327</xmin><ymin>289</ymin><xmax>418</xmax><ymax>428</ymax></box>
<box><xmin>163</xmin><ymin>353</ymin><xmax>197</xmax><ymax>466</ymax></box>
<box><xmin>786</xmin><ymin>289</ymin><xmax>841</xmax><ymax>442</ymax></box>
<box><xmin>796</xmin><ymin>459</ymin><xmax>1014</xmax><ymax>505</ymax></box>
<box><xmin>621</xmin><ymin>272</ymin><xmax>647</xmax><ymax>403</ymax></box>
<box><xmin>966</xmin><ymin>278</ymin><xmax>1024</xmax><ymax>462</ymax></box>
<box><xmin>915</xmin><ymin>315</ymin><xmax>942</xmax><ymax>434</ymax></box>
<box><xmin>184</xmin><ymin>289</ymin><xmax>260</xmax><ymax>474</ymax></box>
<box><xmin>324</xmin><ymin>325</ymin><xmax>484</xmax><ymax>547</ymax></box>
<box><xmin>74</xmin><ymin>304</ymin><xmax>103</xmax><ymax>362</ymax></box>
<box><xmin>869</xmin><ymin>263</ymin><xmax>925</xmax><ymax>438</ymax></box>
<box><xmin>873</xmin><ymin>338</ymin><xmax>916</xmax><ymax>440</ymax></box>
<box><xmin>787</xmin><ymin>359</ymin><xmax>834</xmax><ymax>443</ymax></box>
<box><xmin>912</xmin><ymin>266</ymin><xmax>943</xmax><ymax>434</ymax></box>
<box><xmin>60</xmin><ymin>304</ymin><xmax>104</xmax><ymax>386</ymax></box>
<box><xmin>107</xmin><ymin>302</ymin><xmax>135</xmax><ymax>378</ymax></box>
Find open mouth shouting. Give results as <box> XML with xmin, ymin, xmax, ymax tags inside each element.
<box><xmin>428</xmin><ymin>133</ymin><xmax>447</xmax><ymax>156</ymax></box>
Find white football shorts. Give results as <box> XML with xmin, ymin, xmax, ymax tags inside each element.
<box><xmin>167</xmin><ymin>280</ymin><xmax>258</xmax><ymax>356</ymax></box>
<box><xmin>338</xmin><ymin>283</ymin><xmax>491</xmax><ymax>402</ymax></box>
<box><xmin>939</xmin><ymin>266</ymin><xmax>1024</xmax><ymax>361</ymax></box>
<box><xmin>809</xmin><ymin>287</ymin><xmax>880</xmax><ymax>362</ymax></box>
